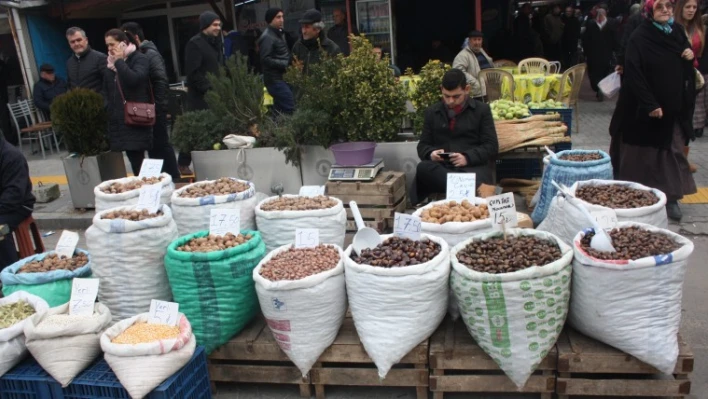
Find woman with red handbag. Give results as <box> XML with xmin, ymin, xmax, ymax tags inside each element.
<box><xmin>103</xmin><ymin>29</ymin><xmax>154</xmax><ymax>175</ymax></box>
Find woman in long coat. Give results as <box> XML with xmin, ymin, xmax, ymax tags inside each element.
<box><xmin>582</xmin><ymin>8</ymin><xmax>619</xmax><ymax>100</ymax></box>
<box><xmin>609</xmin><ymin>0</ymin><xmax>697</xmax><ymax>221</ymax></box>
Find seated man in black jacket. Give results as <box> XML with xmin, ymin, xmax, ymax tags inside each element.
<box><xmin>411</xmin><ymin>69</ymin><xmax>498</xmax><ymax>205</ymax></box>
<box><xmin>32</xmin><ymin>64</ymin><xmax>67</xmax><ymax>118</ymax></box>
<box><xmin>0</xmin><ymin>134</ymin><xmax>35</xmax><ymax>269</ymax></box>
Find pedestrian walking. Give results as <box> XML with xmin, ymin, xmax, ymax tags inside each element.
<box><xmin>292</xmin><ymin>9</ymin><xmax>341</xmax><ymax>75</ymax></box>
<box><xmin>561</xmin><ymin>6</ymin><xmax>582</xmax><ymax>69</ymax></box>
<box><xmin>583</xmin><ymin>8</ymin><xmax>619</xmax><ymax>100</ymax></box>
<box><xmin>32</xmin><ymin>64</ymin><xmax>67</xmax><ymax>118</ymax></box>
<box><xmin>616</xmin><ymin>1</ymin><xmax>646</xmax><ymax>74</ymax></box>
<box><xmin>258</xmin><ymin>8</ymin><xmax>295</xmax><ymax>115</ymax></box>
<box><xmin>65</xmin><ymin>27</ymin><xmax>107</xmax><ymax>92</ymax></box>
<box><xmin>452</xmin><ymin>31</ymin><xmax>493</xmax><ymax>102</ymax></box>
<box><xmin>544</xmin><ymin>5</ymin><xmax>565</xmax><ymax>62</ymax></box>
<box><xmin>695</xmin><ymin>13</ymin><xmax>708</xmax><ymax>138</ymax></box>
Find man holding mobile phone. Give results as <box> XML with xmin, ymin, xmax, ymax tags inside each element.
<box><xmin>411</xmin><ymin>69</ymin><xmax>498</xmax><ymax>205</ymax></box>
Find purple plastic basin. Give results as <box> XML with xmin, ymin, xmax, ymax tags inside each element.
<box><xmin>329</xmin><ymin>142</ymin><xmax>377</xmax><ymax>166</ymax></box>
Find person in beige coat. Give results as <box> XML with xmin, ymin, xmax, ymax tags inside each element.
<box><xmin>453</xmin><ymin>30</ymin><xmax>494</xmax><ymax>100</ymax></box>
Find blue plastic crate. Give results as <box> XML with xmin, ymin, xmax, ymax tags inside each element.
<box><xmin>0</xmin><ymin>357</ymin><xmax>62</xmax><ymax>399</ymax></box>
<box><xmin>529</xmin><ymin>107</ymin><xmax>573</xmax><ymax>135</ymax></box>
<box><xmin>62</xmin><ymin>346</ymin><xmax>211</xmax><ymax>399</ymax></box>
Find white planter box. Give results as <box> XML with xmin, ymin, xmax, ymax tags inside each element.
<box><xmin>62</xmin><ymin>152</ymin><xmax>127</xmax><ymax>209</ymax></box>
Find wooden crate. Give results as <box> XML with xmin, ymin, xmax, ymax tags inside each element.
<box><xmin>208</xmin><ymin>317</ymin><xmax>311</xmax><ymax>397</ymax></box>
<box><xmin>556</xmin><ymin>328</ymin><xmax>694</xmax><ymax>398</ymax></box>
<box><xmin>429</xmin><ymin>318</ymin><xmax>556</xmax><ymax>399</ymax></box>
<box><xmin>310</xmin><ymin>316</ymin><xmax>429</xmax><ymax>399</ymax></box>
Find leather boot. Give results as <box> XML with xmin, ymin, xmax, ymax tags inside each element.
<box><xmin>683</xmin><ymin>146</ymin><xmax>698</xmax><ymax>173</ymax></box>
<box><xmin>666</xmin><ymin>200</ymin><xmax>683</xmax><ymax>221</ymax></box>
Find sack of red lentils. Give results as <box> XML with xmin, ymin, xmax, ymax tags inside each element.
<box><xmin>0</xmin><ymin>291</ymin><xmax>49</xmax><ymax>377</ymax></box>
<box><xmin>24</xmin><ymin>302</ymin><xmax>112</xmax><ymax>387</ymax></box>
<box><xmin>100</xmin><ymin>312</ymin><xmax>196</xmax><ymax>399</ymax></box>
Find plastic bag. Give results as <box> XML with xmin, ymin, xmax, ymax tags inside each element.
<box><xmin>0</xmin><ymin>292</ymin><xmax>49</xmax><ymax>377</ymax></box>
<box><xmin>598</xmin><ymin>71</ymin><xmax>621</xmax><ymax>99</ymax></box>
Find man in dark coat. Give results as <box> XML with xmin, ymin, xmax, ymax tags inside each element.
<box><xmin>65</xmin><ymin>27</ymin><xmax>107</xmax><ymax>93</ymax></box>
<box><xmin>411</xmin><ymin>69</ymin><xmax>498</xmax><ymax>205</ymax></box>
<box><xmin>292</xmin><ymin>10</ymin><xmax>341</xmax><ymax>75</ymax></box>
<box><xmin>561</xmin><ymin>6</ymin><xmax>582</xmax><ymax>69</ymax></box>
<box><xmin>582</xmin><ymin>8</ymin><xmax>619</xmax><ymax>100</ymax></box>
<box><xmin>327</xmin><ymin>8</ymin><xmax>357</xmax><ymax>56</ymax></box>
<box><xmin>258</xmin><ymin>7</ymin><xmax>295</xmax><ymax>115</ymax></box>
<box><xmin>0</xmin><ymin>133</ymin><xmax>35</xmax><ymax>269</ymax></box>
<box><xmin>121</xmin><ymin>22</ymin><xmax>181</xmax><ymax>181</ymax></box>
<box><xmin>32</xmin><ymin>64</ymin><xmax>67</xmax><ymax>118</ymax></box>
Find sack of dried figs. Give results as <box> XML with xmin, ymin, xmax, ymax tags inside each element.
<box><xmin>531</xmin><ymin>150</ymin><xmax>613</xmax><ymax>224</ymax></box>
<box><xmin>252</xmin><ymin>244</ymin><xmax>346</xmax><ymax>376</ymax></box>
<box><xmin>94</xmin><ymin>173</ymin><xmax>174</xmax><ymax>213</ymax></box>
<box><xmin>450</xmin><ymin>229</ymin><xmax>573</xmax><ymax>388</ymax></box>
<box><xmin>570</xmin><ymin>222</ymin><xmax>693</xmax><ymax>374</ymax></box>
<box><xmin>344</xmin><ymin>234</ymin><xmax>450</xmax><ymax>379</ymax></box>
<box><xmin>538</xmin><ymin>179</ymin><xmax>668</xmax><ymax>245</ymax></box>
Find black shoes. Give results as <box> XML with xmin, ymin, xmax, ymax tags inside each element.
<box><xmin>666</xmin><ymin>201</ymin><xmax>682</xmax><ymax>221</ymax></box>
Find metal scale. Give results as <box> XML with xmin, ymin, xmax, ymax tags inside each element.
<box><xmin>328</xmin><ymin>159</ymin><xmax>385</xmax><ymax>181</ymax></box>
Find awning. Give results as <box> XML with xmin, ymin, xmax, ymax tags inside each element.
<box><xmin>46</xmin><ymin>0</ymin><xmax>167</xmax><ymax>19</ymax></box>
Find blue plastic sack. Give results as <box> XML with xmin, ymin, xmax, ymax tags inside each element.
<box><xmin>531</xmin><ymin>150</ymin><xmax>613</xmax><ymax>224</ymax></box>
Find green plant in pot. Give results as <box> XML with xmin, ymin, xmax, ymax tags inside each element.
<box><xmin>407</xmin><ymin>60</ymin><xmax>450</xmax><ymax>134</ymax></box>
<box><xmin>51</xmin><ymin>88</ymin><xmax>127</xmax><ymax>209</ymax></box>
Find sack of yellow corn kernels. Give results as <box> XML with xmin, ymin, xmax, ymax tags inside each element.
<box><xmin>100</xmin><ymin>312</ymin><xmax>196</xmax><ymax>399</ymax></box>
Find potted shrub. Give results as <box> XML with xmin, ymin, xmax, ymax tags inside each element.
<box><xmin>51</xmin><ymin>88</ymin><xmax>126</xmax><ymax>209</ymax></box>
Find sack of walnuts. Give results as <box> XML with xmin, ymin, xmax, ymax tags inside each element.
<box><xmin>538</xmin><ymin>179</ymin><xmax>668</xmax><ymax>245</ymax></box>
<box><xmin>413</xmin><ymin>198</ymin><xmax>494</xmax><ymax>248</ymax></box>
<box><xmin>0</xmin><ymin>291</ymin><xmax>49</xmax><ymax>377</ymax></box>
<box><xmin>1</xmin><ymin>249</ymin><xmax>92</xmax><ymax>307</ymax></box>
<box><xmin>252</xmin><ymin>244</ymin><xmax>347</xmax><ymax>377</ymax></box>
<box><xmin>86</xmin><ymin>204</ymin><xmax>178</xmax><ymax>323</ymax></box>
<box><xmin>164</xmin><ymin>230</ymin><xmax>266</xmax><ymax>353</ymax></box>
<box><xmin>171</xmin><ymin>178</ymin><xmax>257</xmax><ymax>236</ymax></box>
<box><xmin>450</xmin><ymin>228</ymin><xmax>573</xmax><ymax>388</ymax></box>
<box><xmin>94</xmin><ymin>173</ymin><xmax>174</xmax><ymax>213</ymax></box>
<box><xmin>570</xmin><ymin>222</ymin><xmax>693</xmax><ymax>374</ymax></box>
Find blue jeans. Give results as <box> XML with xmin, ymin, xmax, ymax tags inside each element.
<box><xmin>266</xmin><ymin>81</ymin><xmax>295</xmax><ymax>115</ymax></box>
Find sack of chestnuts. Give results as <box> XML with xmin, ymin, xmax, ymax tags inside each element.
<box><xmin>343</xmin><ymin>234</ymin><xmax>449</xmax><ymax>380</ymax></box>
<box><xmin>94</xmin><ymin>173</ymin><xmax>174</xmax><ymax>213</ymax></box>
<box><xmin>252</xmin><ymin>244</ymin><xmax>346</xmax><ymax>376</ymax></box>
<box><xmin>450</xmin><ymin>228</ymin><xmax>573</xmax><ymax>388</ymax></box>
<box><xmin>569</xmin><ymin>222</ymin><xmax>693</xmax><ymax>375</ymax></box>
<box><xmin>537</xmin><ymin>179</ymin><xmax>668</xmax><ymax>245</ymax></box>
<box><xmin>412</xmin><ymin>199</ymin><xmax>494</xmax><ymax>247</ymax></box>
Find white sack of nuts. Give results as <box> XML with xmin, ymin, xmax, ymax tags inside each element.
<box><xmin>538</xmin><ymin>179</ymin><xmax>668</xmax><ymax>245</ymax></box>
<box><xmin>24</xmin><ymin>303</ymin><xmax>112</xmax><ymax>387</ymax></box>
<box><xmin>100</xmin><ymin>312</ymin><xmax>196</xmax><ymax>399</ymax></box>
<box><xmin>255</xmin><ymin>195</ymin><xmax>346</xmax><ymax>253</ymax></box>
<box><xmin>94</xmin><ymin>173</ymin><xmax>174</xmax><ymax>213</ymax></box>
<box><xmin>0</xmin><ymin>291</ymin><xmax>49</xmax><ymax>377</ymax></box>
<box><xmin>344</xmin><ymin>234</ymin><xmax>449</xmax><ymax>379</ymax></box>
<box><xmin>86</xmin><ymin>204</ymin><xmax>177</xmax><ymax>323</ymax></box>
<box><xmin>253</xmin><ymin>244</ymin><xmax>346</xmax><ymax>376</ymax></box>
<box><xmin>450</xmin><ymin>229</ymin><xmax>573</xmax><ymax>388</ymax></box>
<box><xmin>171</xmin><ymin>178</ymin><xmax>257</xmax><ymax>236</ymax></box>
<box><xmin>412</xmin><ymin>198</ymin><xmax>494</xmax><ymax>247</ymax></box>
<box><xmin>570</xmin><ymin>222</ymin><xmax>693</xmax><ymax>374</ymax></box>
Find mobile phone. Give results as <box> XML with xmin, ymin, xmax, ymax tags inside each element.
<box><xmin>439</xmin><ymin>152</ymin><xmax>453</xmax><ymax>159</ymax></box>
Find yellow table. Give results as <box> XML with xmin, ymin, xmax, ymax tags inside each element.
<box><xmin>498</xmin><ymin>66</ymin><xmax>519</xmax><ymax>75</ymax></box>
<box><xmin>503</xmin><ymin>73</ymin><xmax>567</xmax><ymax>104</ymax></box>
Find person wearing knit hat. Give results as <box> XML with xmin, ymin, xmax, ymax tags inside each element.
<box><xmin>265</xmin><ymin>8</ymin><xmax>284</xmax><ymax>24</ymax></box>
<box><xmin>258</xmin><ymin>7</ymin><xmax>295</xmax><ymax>115</ymax></box>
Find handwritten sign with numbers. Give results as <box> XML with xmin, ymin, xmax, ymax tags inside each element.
<box><xmin>487</xmin><ymin>193</ymin><xmax>518</xmax><ymax>231</ymax></box>
<box><xmin>295</xmin><ymin>228</ymin><xmax>319</xmax><ymax>248</ymax></box>
<box><xmin>591</xmin><ymin>210</ymin><xmax>618</xmax><ymax>230</ymax></box>
<box><xmin>148</xmin><ymin>300</ymin><xmax>180</xmax><ymax>326</ymax></box>
<box><xmin>299</xmin><ymin>185</ymin><xmax>325</xmax><ymax>197</ymax></box>
<box><xmin>446</xmin><ymin>173</ymin><xmax>476</xmax><ymax>201</ymax></box>
<box><xmin>55</xmin><ymin>230</ymin><xmax>80</xmax><ymax>258</ymax></box>
<box><xmin>138</xmin><ymin>159</ymin><xmax>163</xmax><ymax>178</ymax></box>
<box><xmin>393</xmin><ymin>212</ymin><xmax>422</xmax><ymax>241</ymax></box>
<box><xmin>210</xmin><ymin>208</ymin><xmax>241</xmax><ymax>236</ymax></box>
<box><xmin>137</xmin><ymin>184</ymin><xmax>162</xmax><ymax>213</ymax></box>
<box><xmin>69</xmin><ymin>278</ymin><xmax>99</xmax><ymax>316</ymax></box>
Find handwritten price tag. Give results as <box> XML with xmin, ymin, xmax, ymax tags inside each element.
<box><xmin>69</xmin><ymin>278</ymin><xmax>99</xmax><ymax>316</ymax></box>
<box><xmin>487</xmin><ymin>193</ymin><xmax>518</xmax><ymax>231</ymax></box>
<box><xmin>137</xmin><ymin>184</ymin><xmax>162</xmax><ymax>213</ymax></box>
<box><xmin>138</xmin><ymin>159</ymin><xmax>163</xmax><ymax>178</ymax></box>
<box><xmin>295</xmin><ymin>228</ymin><xmax>319</xmax><ymax>248</ymax></box>
<box><xmin>210</xmin><ymin>209</ymin><xmax>241</xmax><ymax>236</ymax></box>
<box><xmin>393</xmin><ymin>212</ymin><xmax>422</xmax><ymax>241</ymax></box>
<box><xmin>55</xmin><ymin>230</ymin><xmax>79</xmax><ymax>258</ymax></box>
<box><xmin>591</xmin><ymin>210</ymin><xmax>618</xmax><ymax>230</ymax></box>
<box><xmin>299</xmin><ymin>185</ymin><xmax>325</xmax><ymax>197</ymax></box>
<box><xmin>148</xmin><ymin>300</ymin><xmax>180</xmax><ymax>326</ymax></box>
<box><xmin>446</xmin><ymin>173</ymin><xmax>476</xmax><ymax>201</ymax></box>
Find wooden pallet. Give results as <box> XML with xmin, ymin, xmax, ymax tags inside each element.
<box><xmin>429</xmin><ymin>318</ymin><xmax>556</xmax><ymax>399</ymax></box>
<box><xmin>208</xmin><ymin>317</ymin><xmax>311</xmax><ymax>397</ymax></box>
<box><xmin>556</xmin><ymin>328</ymin><xmax>694</xmax><ymax>398</ymax></box>
<box><xmin>310</xmin><ymin>316</ymin><xmax>429</xmax><ymax>399</ymax></box>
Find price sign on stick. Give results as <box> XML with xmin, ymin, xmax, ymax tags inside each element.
<box><xmin>487</xmin><ymin>193</ymin><xmax>518</xmax><ymax>231</ymax></box>
<box><xmin>591</xmin><ymin>210</ymin><xmax>618</xmax><ymax>230</ymax></box>
<box><xmin>446</xmin><ymin>173</ymin><xmax>476</xmax><ymax>201</ymax></box>
<box><xmin>148</xmin><ymin>300</ymin><xmax>179</xmax><ymax>326</ymax></box>
<box><xmin>295</xmin><ymin>229</ymin><xmax>319</xmax><ymax>248</ymax></box>
<box><xmin>137</xmin><ymin>184</ymin><xmax>162</xmax><ymax>213</ymax></box>
<box><xmin>69</xmin><ymin>278</ymin><xmax>99</xmax><ymax>316</ymax></box>
<box><xmin>55</xmin><ymin>230</ymin><xmax>79</xmax><ymax>258</ymax></box>
<box><xmin>138</xmin><ymin>159</ymin><xmax>163</xmax><ymax>178</ymax></box>
<box><xmin>299</xmin><ymin>185</ymin><xmax>325</xmax><ymax>197</ymax></box>
<box><xmin>210</xmin><ymin>209</ymin><xmax>241</xmax><ymax>236</ymax></box>
<box><xmin>393</xmin><ymin>212</ymin><xmax>422</xmax><ymax>241</ymax></box>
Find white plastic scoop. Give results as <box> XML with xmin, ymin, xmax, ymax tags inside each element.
<box><xmin>551</xmin><ymin>181</ymin><xmax>617</xmax><ymax>253</ymax></box>
<box><xmin>350</xmin><ymin>201</ymin><xmax>382</xmax><ymax>255</ymax></box>
<box><xmin>545</xmin><ymin>145</ymin><xmax>557</xmax><ymax>159</ymax></box>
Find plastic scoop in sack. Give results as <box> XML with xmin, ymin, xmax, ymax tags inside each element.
<box><xmin>350</xmin><ymin>201</ymin><xmax>382</xmax><ymax>256</ymax></box>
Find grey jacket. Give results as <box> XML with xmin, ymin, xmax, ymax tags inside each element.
<box><xmin>452</xmin><ymin>47</ymin><xmax>493</xmax><ymax>98</ymax></box>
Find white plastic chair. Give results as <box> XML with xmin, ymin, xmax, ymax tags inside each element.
<box><xmin>518</xmin><ymin>58</ymin><xmax>551</xmax><ymax>74</ymax></box>
<box><xmin>549</xmin><ymin>61</ymin><xmax>562</xmax><ymax>74</ymax></box>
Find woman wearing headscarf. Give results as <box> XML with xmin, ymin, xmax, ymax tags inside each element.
<box><xmin>609</xmin><ymin>0</ymin><xmax>697</xmax><ymax>221</ymax></box>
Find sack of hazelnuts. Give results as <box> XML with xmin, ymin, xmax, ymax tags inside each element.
<box><xmin>450</xmin><ymin>228</ymin><xmax>573</xmax><ymax>388</ymax></box>
<box><xmin>570</xmin><ymin>222</ymin><xmax>694</xmax><ymax>375</ymax></box>
<box><xmin>94</xmin><ymin>173</ymin><xmax>174</xmax><ymax>213</ymax></box>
